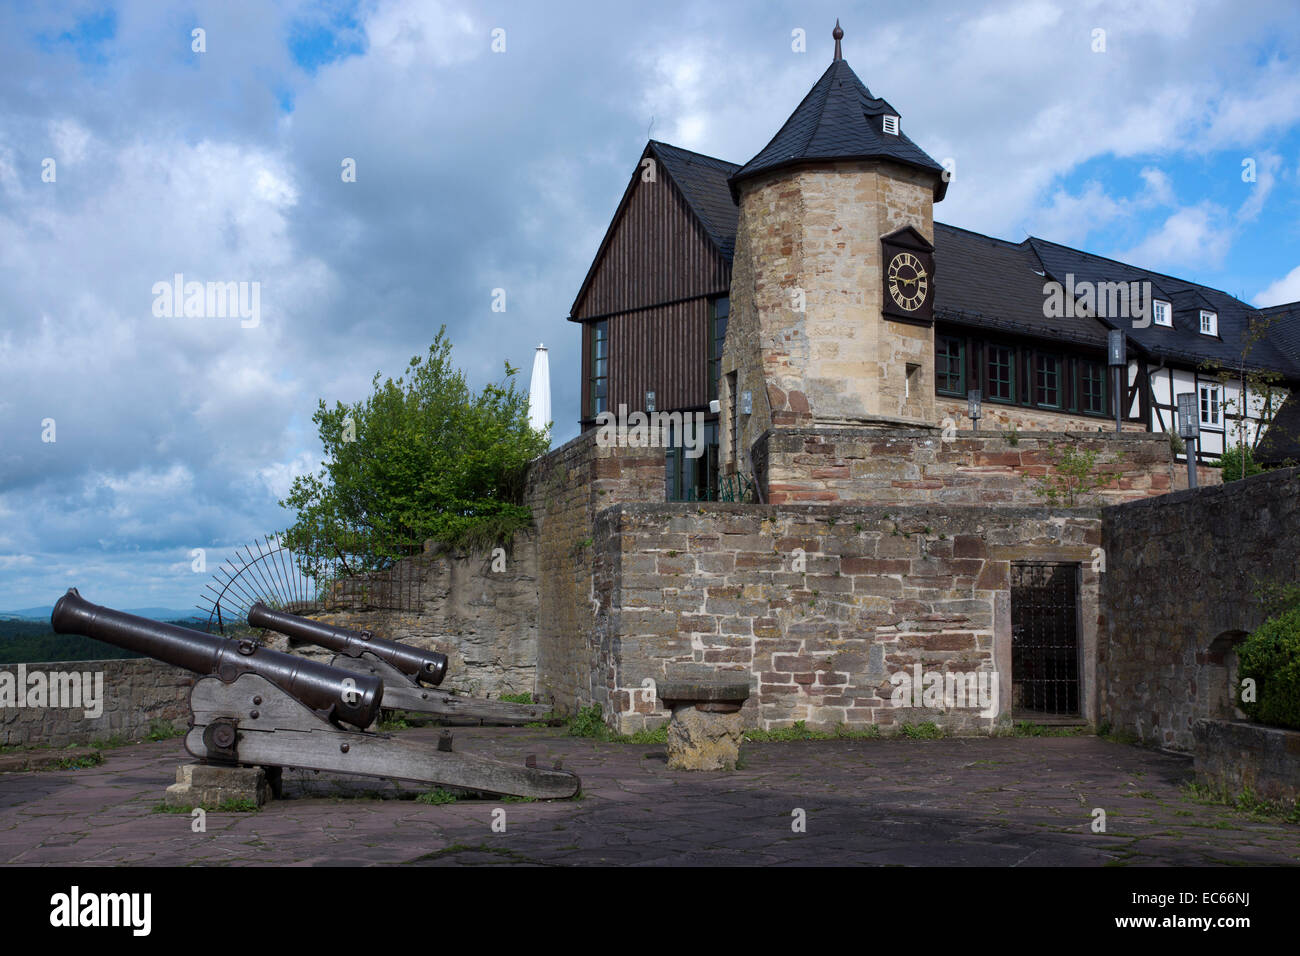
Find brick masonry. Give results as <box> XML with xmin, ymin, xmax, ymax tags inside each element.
<box><xmin>0</xmin><ymin>658</ymin><xmax>191</xmax><ymax>748</ymax></box>
<box><xmin>1099</xmin><ymin>467</ymin><xmax>1300</xmax><ymax>751</ymax></box>
<box><xmin>589</xmin><ymin>502</ymin><xmax>1102</xmax><ymax>735</ymax></box>
<box><xmin>754</xmin><ymin>426</ymin><xmax>1202</xmax><ymax>506</ymax></box>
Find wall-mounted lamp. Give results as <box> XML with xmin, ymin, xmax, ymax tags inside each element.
<box><xmin>645</xmin><ymin>390</ymin><xmax>656</xmax><ymax>413</ymax></box>
<box><xmin>967</xmin><ymin>389</ymin><xmax>982</xmax><ymax>432</ymax></box>
<box><xmin>709</xmin><ymin>399</ymin><xmax>720</xmax><ymax>414</ymax></box>
<box><xmin>741</xmin><ymin>391</ymin><xmax>753</xmax><ymax>415</ymax></box>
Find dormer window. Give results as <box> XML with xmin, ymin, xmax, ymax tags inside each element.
<box><xmin>882</xmin><ymin>115</ymin><xmax>899</xmax><ymax>135</ymax></box>
<box><xmin>1153</xmin><ymin>300</ymin><xmax>1172</xmax><ymax>327</ymax></box>
<box><xmin>1200</xmin><ymin>310</ymin><xmax>1218</xmax><ymax>336</ymax></box>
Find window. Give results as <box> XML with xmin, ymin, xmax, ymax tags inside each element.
<box><xmin>1080</xmin><ymin>361</ymin><xmax>1106</xmax><ymax>415</ymax></box>
<box><xmin>590</xmin><ymin>320</ymin><xmax>609</xmax><ymax>417</ymax></box>
<box><xmin>1153</xmin><ymin>300</ymin><xmax>1172</xmax><ymax>327</ymax></box>
<box><xmin>936</xmin><ymin>336</ymin><xmax>964</xmax><ymax>396</ymax></box>
<box><xmin>1034</xmin><ymin>353</ymin><xmax>1062</xmax><ymax>408</ymax></box>
<box><xmin>987</xmin><ymin>345</ymin><xmax>1015</xmax><ymax>402</ymax></box>
<box><xmin>1200</xmin><ymin>310</ymin><xmax>1218</xmax><ymax>336</ymax></box>
<box><xmin>708</xmin><ymin>297</ymin><xmax>729</xmax><ymax>402</ymax></box>
<box><xmin>882</xmin><ymin>115</ymin><xmax>899</xmax><ymax>135</ymax></box>
<box><xmin>666</xmin><ymin>421</ymin><xmax>719</xmax><ymax>501</ymax></box>
<box><xmin>1200</xmin><ymin>383</ymin><xmax>1221</xmax><ymax>427</ymax></box>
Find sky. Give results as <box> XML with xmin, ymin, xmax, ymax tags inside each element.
<box><xmin>1</xmin><ymin>0</ymin><xmax>1299</xmax><ymax>612</ymax></box>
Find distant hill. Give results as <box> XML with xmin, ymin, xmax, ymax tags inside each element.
<box><xmin>0</xmin><ymin>606</ymin><xmax>204</xmax><ymax>623</ymax></box>
<box><xmin>0</xmin><ymin>612</ymin><xmax>208</xmax><ymax>664</ymax></box>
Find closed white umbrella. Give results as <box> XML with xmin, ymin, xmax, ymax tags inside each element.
<box><xmin>528</xmin><ymin>342</ymin><xmax>551</xmax><ymax>435</ymax></box>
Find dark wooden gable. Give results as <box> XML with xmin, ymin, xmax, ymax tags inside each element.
<box><xmin>570</xmin><ymin>145</ymin><xmax>731</xmax><ymax>321</ymax></box>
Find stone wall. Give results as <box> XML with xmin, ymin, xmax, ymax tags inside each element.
<box><xmin>525</xmin><ymin>430</ymin><xmax>666</xmax><ymax>714</ymax></box>
<box><xmin>590</xmin><ymin>502</ymin><xmax>1102</xmax><ymax>735</ymax></box>
<box><xmin>755</xmin><ymin>427</ymin><xmax>1184</xmax><ymax>506</ymax></box>
<box><xmin>934</xmin><ymin>396</ymin><xmax>1148</xmax><ymax>434</ymax></box>
<box><xmin>1099</xmin><ymin>467</ymin><xmax>1300</xmax><ymax>751</ymax></box>
<box><xmin>0</xmin><ymin>658</ymin><xmax>191</xmax><ymax>748</ymax></box>
<box><xmin>285</xmin><ymin>542</ymin><xmax>542</xmax><ymax>700</ymax></box>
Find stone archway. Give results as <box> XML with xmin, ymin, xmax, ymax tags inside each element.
<box><xmin>1203</xmin><ymin>630</ymin><xmax>1248</xmax><ymax>719</ymax></box>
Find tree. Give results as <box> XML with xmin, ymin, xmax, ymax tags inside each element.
<box><xmin>1027</xmin><ymin>443</ymin><xmax>1122</xmax><ymax>507</ymax></box>
<box><xmin>280</xmin><ymin>327</ymin><xmax>550</xmax><ymax>575</ymax></box>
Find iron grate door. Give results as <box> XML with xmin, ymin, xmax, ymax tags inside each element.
<box><xmin>1011</xmin><ymin>563</ymin><xmax>1080</xmax><ymax>717</ymax></box>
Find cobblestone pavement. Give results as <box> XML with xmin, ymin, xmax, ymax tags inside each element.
<box><xmin>1</xmin><ymin>727</ymin><xmax>1297</xmax><ymax>866</ymax></box>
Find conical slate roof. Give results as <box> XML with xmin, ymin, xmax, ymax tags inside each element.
<box><xmin>729</xmin><ymin>35</ymin><xmax>947</xmax><ymax>202</ymax></box>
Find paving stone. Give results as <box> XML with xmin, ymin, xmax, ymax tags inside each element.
<box><xmin>0</xmin><ymin>727</ymin><xmax>1297</xmax><ymax>865</ymax></box>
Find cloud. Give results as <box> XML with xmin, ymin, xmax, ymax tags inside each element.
<box><xmin>2</xmin><ymin>0</ymin><xmax>1300</xmax><ymax>608</ymax></box>
<box><xmin>1253</xmin><ymin>264</ymin><xmax>1300</xmax><ymax>307</ymax></box>
<box><xmin>1120</xmin><ymin>201</ymin><xmax>1233</xmax><ymax>270</ymax></box>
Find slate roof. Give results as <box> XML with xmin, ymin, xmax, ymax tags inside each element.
<box><xmin>728</xmin><ymin>58</ymin><xmax>947</xmax><ymax>203</ymax></box>
<box><xmin>932</xmin><ymin>224</ymin><xmax>1111</xmax><ymax>348</ymax></box>
<box><xmin>1256</xmin><ymin>393</ymin><xmax>1300</xmax><ymax>465</ymax></box>
<box><xmin>1028</xmin><ymin>237</ymin><xmax>1300</xmax><ymax>380</ymax></box>
<box><xmin>608</xmin><ymin>141</ymin><xmax>1300</xmax><ymax>387</ymax></box>
<box><xmin>649</xmin><ymin>141</ymin><xmax>740</xmax><ymax>261</ymax></box>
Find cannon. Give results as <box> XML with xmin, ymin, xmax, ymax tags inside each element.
<box><xmin>247</xmin><ymin>603</ymin><xmax>553</xmax><ymax>726</ymax></box>
<box><xmin>51</xmin><ymin>589</ymin><xmax>579</xmax><ymax>799</ymax></box>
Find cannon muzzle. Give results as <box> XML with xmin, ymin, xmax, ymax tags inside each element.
<box><xmin>247</xmin><ymin>603</ymin><xmax>448</xmax><ymax>686</ymax></box>
<box><xmin>52</xmin><ymin>588</ymin><xmax>382</xmax><ymax>729</ymax></box>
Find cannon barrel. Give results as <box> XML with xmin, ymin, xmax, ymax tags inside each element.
<box><xmin>51</xmin><ymin>589</ymin><xmax>382</xmax><ymax>729</ymax></box>
<box><xmin>247</xmin><ymin>604</ymin><xmax>448</xmax><ymax>686</ymax></box>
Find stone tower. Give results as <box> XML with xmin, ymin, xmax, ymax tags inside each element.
<box><xmin>721</xmin><ymin>22</ymin><xmax>948</xmax><ymax>476</ymax></box>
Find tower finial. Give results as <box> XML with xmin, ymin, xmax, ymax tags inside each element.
<box><xmin>833</xmin><ymin>19</ymin><xmax>843</xmax><ymax>61</ymax></box>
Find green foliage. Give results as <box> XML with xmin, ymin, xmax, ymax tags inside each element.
<box><xmin>280</xmin><ymin>327</ymin><xmax>550</xmax><ymax>573</ymax></box>
<box><xmin>897</xmin><ymin>721</ymin><xmax>944</xmax><ymax>739</ymax></box>
<box><xmin>1005</xmin><ymin>428</ymin><xmax>1020</xmax><ymax>447</ymax></box>
<box><xmin>1027</xmin><ymin>443</ymin><xmax>1122</xmax><ymax>507</ymax></box>
<box><xmin>152</xmin><ymin>798</ymin><xmax>258</xmax><ymax>813</ymax></box>
<box><xmin>567</xmin><ymin>705</ymin><xmax>611</xmax><ymax>739</ymax></box>
<box><xmin>1182</xmin><ymin>782</ymin><xmax>1300</xmax><ymax>824</ymax></box>
<box><xmin>51</xmin><ymin>751</ymin><xmax>104</xmax><ymax>770</ymax></box>
<box><xmin>1210</xmin><ymin>444</ymin><xmax>1265</xmax><ymax>482</ymax></box>
<box><xmin>416</xmin><ymin>788</ymin><xmax>459</xmax><ymax>805</ymax></box>
<box><xmin>498</xmin><ymin>692</ymin><xmax>534</xmax><ymax>704</ymax></box>
<box><xmin>1236</xmin><ymin>605</ymin><xmax>1300</xmax><ymax>730</ymax></box>
<box><xmin>998</xmin><ymin>720</ymin><xmax>1088</xmax><ymax>738</ymax></box>
<box><xmin>1166</xmin><ymin>430</ymin><xmax>1185</xmax><ymax>456</ymax></box>
<box><xmin>146</xmin><ymin>719</ymin><xmax>183</xmax><ymax>741</ymax></box>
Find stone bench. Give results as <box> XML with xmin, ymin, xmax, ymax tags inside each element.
<box><xmin>658</xmin><ymin>679</ymin><xmax>751</xmax><ymax>771</ymax></box>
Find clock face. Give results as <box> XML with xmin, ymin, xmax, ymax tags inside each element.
<box><xmin>888</xmin><ymin>251</ymin><xmax>929</xmax><ymax>312</ymax></box>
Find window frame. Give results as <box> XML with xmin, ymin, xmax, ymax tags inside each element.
<box><xmin>1153</xmin><ymin>300</ymin><xmax>1172</xmax><ymax>328</ymax></box>
<box><xmin>935</xmin><ymin>335</ymin><xmax>966</xmax><ymax>397</ymax></box>
<box><xmin>589</xmin><ymin>319</ymin><xmax>609</xmax><ymax>418</ymax></box>
<box><xmin>1199</xmin><ymin>383</ymin><xmax>1222</xmax><ymax>427</ymax></box>
<box><xmin>1199</xmin><ymin>310</ymin><xmax>1218</xmax><ymax>336</ymax></box>
<box><xmin>708</xmin><ymin>296</ymin><xmax>729</xmax><ymax>403</ymax></box>
<box><xmin>1034</xmin><ymin>352</ymin><xmax>1063</xmax><ymax>409</ymax></box>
